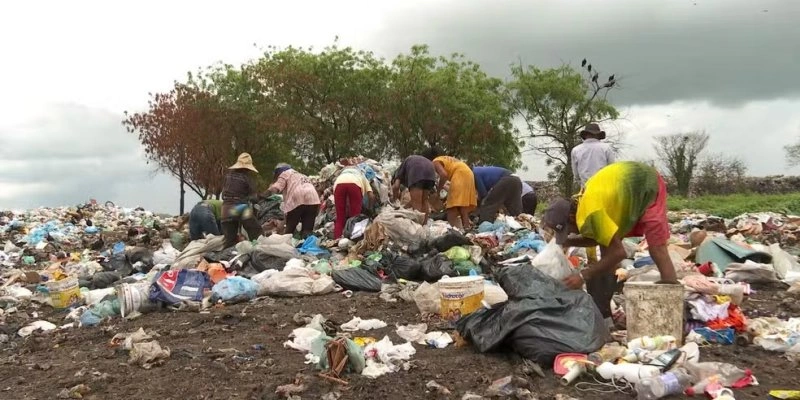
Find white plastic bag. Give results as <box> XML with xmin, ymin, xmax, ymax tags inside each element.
<box><xmin>153</xmin><ymin>241</ymin><xmax>180</xmax><ymax>265</ymax></box>
<box><xmin>531</xmin><ymin>239</ymin><xmax>574</xmax><ymax>281</ymax></box>
<box><xmin>724</xmin><ymin>261</ymin><xmax>779</xmax><ymax>283</ymax></box>
<box><xmin>483</xmin><ymin>282</ymin><xmax>508</xmax><ymax>306</ymax></box>
<box><xmin>413</xmin><ymin>282</ymin><xmax>440</xmax><ymax>314</ymax></box>
<box><xmin>340</xmin><ymin>317</ymin><xmax>388</xmax><ymax>332</ymax></box>
<box><xmin>770</xmin><ymin>243</ymin><xmax>800</xmax><ymax>281</ymax></box>
<box><xmin>256</xmin><ymin>267</ymin><xmax>335</xmax><ymax>297</ymax></box>
<box><xmin>254</xmin><ymin>234</ymin><xmax>298</xmax><ymax>259</ymax></box>
<box><xmin>374</xmin><ymin>209</ymin><xmax>427</xmax><ymax>246</ymax></box>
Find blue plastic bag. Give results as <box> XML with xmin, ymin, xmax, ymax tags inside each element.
<box><xmin>509</xmin><ymin>235</ymin><xmax>547</xmax><ymax>254</ymax></box>
<box><xmin>210</xmin><ymin>276</ymin><xmax>259</xmax><ymax>304</ymax></box>
<box><xmin>298</xmin><ymin>236</ymin><xmax>330</xmax><ymax>257</ymax></box>
<box><xmin>149</xmin><ymin>269</ymin><xmax>212</xmax><ymax>305</ymax></box>
<box><xmin>692</xmin><ymin>327</ymin><xmax>735</xmax><ymax>345</ymax></box>
<box><xmin>85</xmin><ymin>226</ymin><xmax>99</xmax><ymax>234</ymax></box>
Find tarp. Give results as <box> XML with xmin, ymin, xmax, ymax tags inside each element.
<box><xmin>696</xmin><ymin>237</ymin><xmax>772</xmax><ymax>273</ymax></box>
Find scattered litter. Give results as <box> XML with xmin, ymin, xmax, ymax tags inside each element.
<box><xmin>340</xmin><ymin>317</ymin><xmax>388</xmax><ymax>332</ymax></box>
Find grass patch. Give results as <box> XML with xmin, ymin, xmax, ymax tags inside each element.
<box><xmin>667</xmin><ymin>192</ymin><xmax>800</xmax><ymax>218</ymax></box>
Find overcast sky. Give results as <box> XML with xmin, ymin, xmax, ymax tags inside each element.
<box><xmin>1</xmin><ymin>0</ymin><xmax>798</xmax><ymax>214</ymax></box>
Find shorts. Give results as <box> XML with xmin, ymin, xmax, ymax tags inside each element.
<box><xmin>627</xmin><ymin>175</ymin><xmax>670</xmax><ymax>246</ymax></box>
<box><xmin>409</xmin><ymin>179</ymin><xmax>435</xmax><ymax>191</ymax></box>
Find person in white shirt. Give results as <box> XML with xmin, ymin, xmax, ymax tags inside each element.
<box><xmin>519</xmin><ymin>180</ymin><xmax>538</xmax><ymax>215</ymax></box>
<box><xmin>571</xmin><ymin>123</ymin><xmax>615</xmax><ymax>187</ymax></box>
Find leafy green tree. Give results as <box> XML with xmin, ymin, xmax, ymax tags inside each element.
<box><xmin>386</xmin><ymin>45</ymin><xmax>521</xmax><ymax>169</ymax></box>
<box><xmin>507</xmin><ymin>59</ymin><xmax>619</xmax><ymax>195</ymax></box>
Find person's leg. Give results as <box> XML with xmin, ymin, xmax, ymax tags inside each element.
<box><xmin>446</xmin><ymin>208</ymin><xmax>462</xmax><ymax>229</ymax></box>
<box><xmin>409</xmin><ymin>187</ymin><xmax>425</xmax><ymax>214</ymax></box>
<box><xmin>637</xmin><ymin>175</ymin><xmax>678</xmax><ymax>283</ymax></box>
<box><xmin>333</xmin><ymin>185</ymin><xmax>348</xmax><ymax>239</ymax></box>
<box><xmin>197</xmin><ymin>206</ymin><xmax>220</xmax><ymax>237</ymax></box>
<box><xmin>478</xmin><ymin>186</ymin><xmax>504</xmax><ymax>223</ymax></box>
<box><xmin>346</xmin><ymin>184</ymin><xmax>363</xmax><ymax>219</ymax></box>
<box><xmin>284</xmin><ymin>206</ymin><xmax>301</xmax><ymax>236</ymax></box>
<box><xmin>459</xmin><ymin>207</ymin><xmax>473</xmax><ymax>230</ymax></box>
<box><xmin>188</xmin><ymin>205</ymin><xmax>203</xmax><ymax>241</ymax></box>
<box><xmin>221</xmin><ymin>219</ymin><xmax>239</xmax><ymax>249</ymax></box>
<box><xmin>241</xmin><ymin>217</ymin><xmax>263</xmax><ymax>241</ymax></box>
<box><xmin>299</xmin><ymin>205</ymin><xmax>319</xmax><ymax>238</ymax></box>
<box><xmin>501</xmin><ymin>176</ymin><xmax>523</xmax><ymax>217</ymax></box>
<box><xmin>586</xmin><ymin>245</ymin><xmax>617</xmax><ymax>319</ymax></box>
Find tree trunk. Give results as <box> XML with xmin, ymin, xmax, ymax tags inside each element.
<box><xmin>179</xmin><ymin>164</ymin><xmax>186</xmax><ymax>215</ymax></box>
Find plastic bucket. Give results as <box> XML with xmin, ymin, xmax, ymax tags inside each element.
<box><xmin>439</xmin><ymin>276</ymin><xmax>484</xmax><ymax>321</ymax></box>
<box><xmin>623</xmin><ymin>282</ymin><xmax>685</xmax><ymax>346</ymax></box>
<box><xmin>118</xmin><ymin>282</ymin><xmax>156</xmax><ymax>318</ymax></box>
<box><xmin>46</xmin><ymin>277</ymin><xmax>81</xmax><ymax>309</ymax></box>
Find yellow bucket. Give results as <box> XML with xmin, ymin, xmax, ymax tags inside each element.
<box><xmin>439</xmin><ymin>276</ymin><xmax>484</xmax><ymax>321</ymax></box>
<box><xmin>46</xmin><ymin>277</ymin><xmax>81</xmax><ymax>309</ymax></box>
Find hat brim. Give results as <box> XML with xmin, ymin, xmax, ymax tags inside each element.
<box><xmin>229</xmin><ymin>163</ymin><xmax>259</xmax><ymax>173</ymax></box>
<box><xmin>580</xmin><ymin>130</ymin><xmax>606</xmax><ymax>140</ymax></box>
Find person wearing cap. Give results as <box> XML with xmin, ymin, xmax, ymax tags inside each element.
<box><xmin>542</xmin><ymin>161</ymin><xmax>678</xmax><ymax>320</ymax></box>
<box><xmin>266</xmin><ymin>164</ymin><xmax>321</xmax><ymax>238</ymax></box>
<box><xmin>391</xmin><ymin>155</ymin><xmax>437</xmax><ymax>222</ymax></box>
<box><xmin>333</xmin><ymin>166</ymin><xmax>376</xmax><ymax>239</ymax></box>
<box><xmin>424</xmin><ymin>150</ymin><xmax>477</xmax><ymax>230</ymax></box>
<box><xmin>185</xmin><ymin>199</ymin><xmax>223</xmax><ymax>240</ymax></box>
<box><xmin>472</xmin><ymin>166</ymin><xmax>523</xmax><ymax>223</ymax></box>
<box><xmin>221</xmin><ymin>153</ymin><xmax>264</xmax><ymax>248</ymax></box>
<box><xmin>520</xmin><ymin>180</ymin><xmax>538</xmax><ymax>215</ymax></box>
<box><xmin>571</xmin><ymin>123</ymin><xmax>615</xmax><ymax>188</ymax></box>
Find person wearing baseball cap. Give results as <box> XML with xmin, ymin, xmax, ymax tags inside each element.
<box><xmin>542</xmin><ymin>161</ymin><xmax>678</xmax><ymax>320</ymax></box>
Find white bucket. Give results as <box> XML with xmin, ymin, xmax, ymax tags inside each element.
<box><xmin>439</xmin><ymin>276</ymin><xmax>484</xmax><ymax>321</ymax></box>
<box><xmin>118</xmin><ymin>282</ymin><xmax>156</xmax><ymax>318</ymax></box>
<box><xmin>623</xmin><ymin>282</ymin><xmax>685</xmax><ymax>345</ymax></box>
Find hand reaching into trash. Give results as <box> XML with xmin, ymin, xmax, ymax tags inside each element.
<box><xmin>562</xmin><ymin>271</ymin><xmax>586</xmax><ymax>290</ymax></box>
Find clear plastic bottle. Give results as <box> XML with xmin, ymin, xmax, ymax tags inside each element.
<box><xmin>684</xmin><ymin>361</ymin><xmax>750</xmax><ymax>387</ymax></box>
<box><xmin>637</xmin><ymin>368</ymin><xmax>693</xmax><ymax>400</ymax></box>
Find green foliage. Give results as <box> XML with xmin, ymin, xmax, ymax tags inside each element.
<box><xmin>507</xmin><ymin>62</ymin><xmax>619</xmax><ymax>196</ymax></box>
<box><xmin>653</xmin><ymin>131</ymin><xmax>709</xmax><ymax>196</ymax></box>
<box><xmin>668</xmin><ymin>192</ymin><xmax>800</xmax><ymax>218</ymax></box>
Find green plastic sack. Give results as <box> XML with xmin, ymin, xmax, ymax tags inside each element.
<box><xmin>313</xmin><ymin>259</ymin><xmax>332</xmax><ymax>275</ymax></box>
<box><xmin>454</xmin><ymin>260</ymin><xmax>480</xmax><ymax>276</ymax></box>
<box><xmin>444</xmin><ymin>246</ymin><xmax>471</xmax><ymax>262</ymax></box>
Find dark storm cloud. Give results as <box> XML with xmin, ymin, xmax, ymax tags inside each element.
<box><xmin>369</xmin><ymin>0</ymin><xmax>799</xmax><ymax>106</ymax></box>
<box><xmin>0</xmin><ymin>103</ymin><xmax>190</xmax><ymax>213</ymax></box>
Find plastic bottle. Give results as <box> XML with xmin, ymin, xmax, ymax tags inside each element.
<box><xmin>684</xmin><ymin>361</ymin><xmax>750</xmax><ymax>386</ymax></box>
<box><xmin>627</xmin><ymin>336</ymin><xmax>677</xmax><ymax>351</ymax></box>
<box><xmin>636</xmin><ymin>368</ymin><xmax>692</xmax><ymax>400</ymax></box>
<box><xmin>588</xmin><ymin>343</ymin><xmax>628</xmax><ymax>365</ymax></box>
<box><xmin>596</xmin><ymin>362</ymin><xmax>660</xmax><ymax>384</ymax></box>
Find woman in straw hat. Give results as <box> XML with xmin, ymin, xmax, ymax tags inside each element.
<box><xmin>221</xmin><ymin>153</ymin><xmax>264</xmax><ymax>248</ymax></box>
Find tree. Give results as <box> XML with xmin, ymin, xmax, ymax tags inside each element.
<box><xmin>694</xmin><ymin>153</ymin><xmax>748</xmax><ymax>195</ymax></box>
<box><xmin>653</xmin><ymin>131</ymin><xmax>710</xmax><ymax>197</ymax></box>
<box><xmin>785</xmin><ymin>138</ymin><xmax>800</xmax><ymax>167</ymax></box>
<box><xmin>385</xmin><ymin>45</ymin><xmax>522</xmax><ymax>169</ymax></box>
<box><xmin>507</xmin><ymin>59</ymin><xmax>620</xmax><ymax>196</ymax></box>
<box><xmin>248</xmin><ymin>43</ymin><xmax>392</xmax><ymax>171</ymax></box>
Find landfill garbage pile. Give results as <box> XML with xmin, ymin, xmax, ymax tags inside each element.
<box><xmin>2</xmin><ymin>190</ymin><xmax>800</xmax><ymax>399</ymax></box>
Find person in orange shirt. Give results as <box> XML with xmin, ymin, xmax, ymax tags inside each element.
<box><xmin>423</xmin><ymin>149</ymin><xmax>477</xmax><ymax>230</ymax></box>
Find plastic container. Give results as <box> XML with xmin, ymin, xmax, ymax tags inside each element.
<box><xmin>637</xmin><ymin>368</ymin><xmax>692</xmax><ymax>399</ymax></box>
<box><xmin>46</xmin><ymin>277</ymin><xmax>81</xmax><ymax>309</ymax></box>
<box><xmin>624</xmin><ymin>282</ymin><xmax>685</xmax><ymax>346</ymax></box>
<box><xmin>439</xmin><ymin>276</ymin><xmax>484</xmax><ymax>321</ymax></box>
<box><xmin>81</xmin><ymin>287</ymin><xmax>116</xmax><ymax>306</ymax></box>
<box><xmin>596</xmin><ymin>362</ymin><xmax>660</xmax><ymax>384</ymax></box>
<box><xmin>118</xmin><ymin>282</ymin><xmax>157</xmax><ymax>318</ymax></box>
<box><xmin>627</xmin><ymin>336</ymin><xmax>678</xmax><ymax>352</ymax></box>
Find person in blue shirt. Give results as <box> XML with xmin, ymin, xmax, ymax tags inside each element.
<box><xmin>472</xmin><ymin>166</ymin><xmax>523</xmax><ymax>223</ymax></box>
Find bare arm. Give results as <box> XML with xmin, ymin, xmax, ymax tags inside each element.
<box><xmin>563</xmin><ymin>235</ymin><xmax>600</xmax><ymax>248</ymax></box>
<box><xmin>434</xmin><ymin>162</ymin><xmax>449</xmax><ymax>192</ymax></box>
<box><xmin>582</xmin><ymin>234</ymin><xmax>627</xmax><ymax>280</ymax></box>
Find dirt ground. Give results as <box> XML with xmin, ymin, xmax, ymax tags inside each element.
<box><xmin>1</xmin><ymin>284</ymin><xmax>799</xmax><ymax>400</ymax></box>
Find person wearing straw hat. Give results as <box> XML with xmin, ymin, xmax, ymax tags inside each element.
<box><xmin>541</xmin><ymin>161</ymin><xmax>678</xmax><ymax>321</ymax></box>
<box><xmin>571</xmin><ymin>122</ymin><xmax>615</xmax><ymax>188</ymax></box>
<box><xmin>266</xmin><ymin>163</ymin><xmax>321</xmax><ymax>238</ymax></box>
<box><xmin>220</xmin><ymin>153</ymin><xmax>264</xmax><ymax>248</ymax></box>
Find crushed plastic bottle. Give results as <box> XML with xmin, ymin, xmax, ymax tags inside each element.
<box><xmin>637</xmin><ymin>368</ymin><xmax>692</xmax><ymax>400</ymax></box>
<box><xmin>684</xmin><ymin>361</ymin><xmax>751</xmax><ymax>395</ymax></box>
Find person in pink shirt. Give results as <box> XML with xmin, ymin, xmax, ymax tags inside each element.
<box><xmin>266</xmin><ymin>163</ymin><xmax>321</xmax><ymax>238</ymax></box>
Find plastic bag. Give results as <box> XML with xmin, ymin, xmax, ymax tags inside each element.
<box><xmin>456</xmin><ymin>264</ymin><xmax>606</xmax><ymax>364</ymax></box>
<box><xmin>91</xmin><ymin>271</ymin><xmax>122</xmax><ymax>289</ymax></box>
<box><xmin>419</xmin><ymin>254</ymin><xmax>456</xmax><ymax>282</ymax></box>
<box><xmin>253</xmin><ymin>234</ymin><xmax>298</xmax><ymax>259</ymax></box>
<box><xmin>298</xmin><ymin>236</ymin><xmax>330</xmax><ymax>257</ymax></box>
<box><xmin>256</xmin><ymin>267</ymin><xmax>335</xmax><ymax>297</ymax></box>
<box><xmin>724</xmin><ymin>261</ymin><xmax>779</xmax><ymax>283</ymax></box>
<box><xmin>413</xmin><ymin>282</ymin><xmax>440</xmax><ymax>314</ymax></box>
<box><xmin>531</xmin><ymin>239</ymin><xmax>574</xmax><ymax>281</ymax></box>
<box><xmin>381</xmin><ymin>252</ymin><xmax>421</xmax><ymax>281</ymax></box>
<box><xmin>153</xmin><ymin>241</ymin><xmax>180</xmax><ymax>265</ymax></box>
<box><xmin>770</xmin><ymin>243</ymin><xmax>800</xmax><ymax>281</ymax></box>
<box><xmin>344</xmin><ymin>215</ymin><xmax>370</xmax><ymax>240</ymax></box>
<box><xmin>332</xmin><ymin>268</ymin><xmax>382</xmax><ymax>292</ymax></box>
<box><xmin>483</xmin><ymin>282</ymin><xmax>508</xmax><ymax>306</ymax></box>
<box><xmin>374</xmin><ymin>209</ymin><xmax>427</xmax><ymax>247</ymax></box>
<box><xmin>430</xmin><ymin>230</ymin><xmax>471</xmax><ymax>252</ymax></box>
<box><xmin>148</xmin><ymin>269</ymin><xmax>212</xmax><ymax>305</ymax></box>
<box><xmin>444</xmin><ymin>246</ymin><xmax>471</xmax><ymax>262</ymax></box>
<box><xmin>248</xmin><ymin>249</ymin><xmax>289</xmax><ymax>272</ymax></box>
<box><xmin>210</xmin><ymin>276</ymin><xmax>259</xmax><ymax>304</ymax></box>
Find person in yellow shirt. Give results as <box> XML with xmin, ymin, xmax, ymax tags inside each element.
<box><xmin>542</xmin><ymin>161</ymin><xmax>678</xmax><ymax>319</ymax></box>
<box><xmin>423</xmin><ymin>149</ymin><xmax>478</xmax><ymax>230</ymax></box>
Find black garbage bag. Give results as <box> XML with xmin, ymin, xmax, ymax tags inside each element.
<box><xmin>381</xmin><ymin>251</ymin><xmax>422</xmax><ymax>281</ymax></box>
<box><xmin>430</xmin><ymin>230</ymin><xmax>471</xmax><ymax>253</ymax></box>
<box><xmin>105</xmin><ymin>252</ymin><xmax>132</xmax><ymax>275</ymax></box>
<box><xmin>332</xmin><ymin>268</ymin><xmax>382</xmax><ymax>292</ymax></box>
<box><xmin>127</xmin><ymin>247</ymin><xmax>154</xmax><ymax>273</ymax></box>
<box><xmin>420</xmin><ymin>254</ymin><xmax>456</xmax><ymax>282</ymax></box>
<box><xmin>91</xmin><ymin>271</ymin><xmax>122</xmax><ymax>289</ymax></box>
<box><xmin>362</xmin><ymin>259</ymin><xmax>383</xmax><ymax>276</ymax></box>
<box><xmin>204</xmin><ymin>246</ymin><xmax>238</xmax><ymax>263</ymax></box>
<box><xmin>343</xmin><ymin>214</ymin><xmax>370</xmax><ymax>240</ymax></box>
<box><xmin>456</xmin><ymin>264</ymin><xmax>607</xmax><ymax>365</ymax></box>
<box><xmin>255</xmin><ymin>195</ymin><xmax>284</xmax><ymax>225</ymax></box>
<box><xmin>249</xmin><ymin>249</ymin><xmax>289</xmax><ymax>272</ymax></box>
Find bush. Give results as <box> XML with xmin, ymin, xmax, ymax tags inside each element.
<box><xmin>693</xmin><ymin>153</ymin><xmax>748</xmax><ymax>195</ymax></box>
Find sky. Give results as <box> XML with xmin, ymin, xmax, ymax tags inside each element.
<box><xmin>1</xmin><ymin>0</ymin><xmax>798</xmax><ymax>214</ymax></box>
